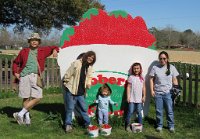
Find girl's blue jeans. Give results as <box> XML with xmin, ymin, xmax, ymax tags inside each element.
<box><xmin>125</xmin><ymin>102</ymin><xmax>143</xmax><ymax>125</ymax></box>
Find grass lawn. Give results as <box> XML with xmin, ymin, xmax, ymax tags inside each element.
<box><xmin>0</xmin><ymin>93</ymin><xmax>200</xmax><ymax>139</ymax></box>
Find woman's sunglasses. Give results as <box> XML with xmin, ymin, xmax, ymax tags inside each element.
<box><xmin>159</xmin><ymin>57</ymin><xmax>167</xmax><ymax>60</ymax></box>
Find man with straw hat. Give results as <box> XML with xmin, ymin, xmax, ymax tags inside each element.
<box><xmin>12</xmin><ymin>33</ymin><xmax>59</xmax><ymax>126</ymax></box>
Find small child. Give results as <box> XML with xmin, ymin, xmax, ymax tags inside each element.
<box><xmin>125</xmin><ymin>62</ymin><xmax>146</xmax><ymax>130</ymax></box>
<box><xmin>94</xmin><ymin>83</ymin><xmax>118</xmax><ymax>126</ymax></box>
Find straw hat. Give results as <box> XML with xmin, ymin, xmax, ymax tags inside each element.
<box><xmin>28</xmin><ymin>33</ymin><xmax>41</xmax><ymax>43</ymax></box>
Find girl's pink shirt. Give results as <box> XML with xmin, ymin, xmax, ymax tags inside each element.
<box><xmin>128</xmin><ymin>75</ymin><xmax>144</xmax><ymax>103</ymax></box>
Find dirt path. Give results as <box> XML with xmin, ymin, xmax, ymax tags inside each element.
<box><xmin>158</xmin><ymin>50</ymin><xmax>200</xmax><ymax>65</ymax></box>
<box><xmin>1</xmin><ymin>49</ymin><xmax>200</xmax><ymax>64</ymax></box>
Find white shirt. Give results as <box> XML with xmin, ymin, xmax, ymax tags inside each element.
<box><xmin>128</xmin><ymin>75</ymin><xmax>144</xmax><ymax>103</ymax></box>
<box><xmin>149</xmin><ymin>64</ymin><xmax>179</xmax><ymax>94</ymax></box>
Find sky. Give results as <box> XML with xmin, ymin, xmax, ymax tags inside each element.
<box><xmin>100</xmin><ymin>0</ymin><xmax>200</xmax><ymax>32</ymax></box>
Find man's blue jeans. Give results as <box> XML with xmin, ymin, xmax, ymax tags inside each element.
<box><xmin>64</xmin><ymin>90</ymin><xmax>90</xmax><ymax>126</ymax></box>
<box><xmin>125</xmin><ymin>103</ymin><xmax>143</xmax><ymax>124</ymax></box>
<box><xmin>155</xmin><ymin>92</ymin><xmax>174</xmax><ymax>129</ymax></box>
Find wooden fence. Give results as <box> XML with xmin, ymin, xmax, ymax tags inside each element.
<box><xmin>172</xmin><ymin>62</ymin><xmax>200</xmax><ymax>107</ymax></box>
<box><xmin>0</xmin><ymin>58</ymin><xmax>61</xmax><ymax>92</ymax></box>
<box><xmin>0</xmin><ymin>58</ymin><xmax>199</xmax><ymax>107</ymax></box>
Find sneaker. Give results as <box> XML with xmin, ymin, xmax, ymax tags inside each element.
<box><xmin>125</xmin><ymin>125</ymin><xmax>132</xmax><ymax>132</ymax></box>
<box><xmin>156</xmin><ymin>127</ymin><xmax>162</xmax><ymax>132</ymax></box>
<box><xmin>24</xmin><ymin>117</ymin><xmax>31</xmax><ymax>126</ymax></box>
<box><xmin>65</xmin><ymin>125</ymin><xmax>73</xmax><ymax>133</ymax></box>
<box><xmin>169</xmin><ymin>128</ymin><xmax>175</xmax><ymax>133</ymax></box>
<box><xmin>13</xmin><ymin>112</ymin><xmax>24</xmax><ymax>125</ymax></box>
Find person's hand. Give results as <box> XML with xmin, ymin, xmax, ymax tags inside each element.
<box><xmin>115</xmin><ymin>103</ymin><xmax>118</xmax><ymax>107</ymax></box>
<box><xmin>142</xmin><ymin>96</ymin><xmax>146</xmax><ymax>103</ymax></box>
<box><xmin>52</xmin><ymin>49</ymin><xmax>58</xmax><ymax>57</ymax></box>
<box><xmin>14</xmin><ymin>73</ymin><xmax>20</xmax><ymax>80</ymax></box>
<box><xmin>84</xmin><ymin>93</ymin><xmax>88</xmax><ymax>97</ymax></box>
<box><xmin>86</xmin><ymin>84</ymin><xmax>91</xmax><ymax>89</ymax></box>
<box><xmin>127</xmin><ymin>97</ymin><xmax>130</xmax><ymax>103</ymax></box>
<box><xmin>93</xmin><ymin>100</ymin><xmax>96</xmax><ymax>103</ymax></box>
<box><xmin>151</xmin><ymin>91</ymin><xmax>155</xmax><ymax>97</ymax></box>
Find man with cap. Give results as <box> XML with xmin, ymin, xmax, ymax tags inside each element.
<box><xmin>12</xmin><ymin>33</ymin><xmax>59</xmax><ymax>125</ymax></box>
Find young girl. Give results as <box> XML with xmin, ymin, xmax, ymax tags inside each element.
<box><xmin>94</xmin><ymin>83</ymin><xmax>118</xmax><ymax>126</ymax></box>
<box><xmin>125</xmin><ymin>62</ymin><xmax>146</xmax><ymax>130</ymax></box>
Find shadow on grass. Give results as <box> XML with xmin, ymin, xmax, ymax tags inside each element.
<box><xmin>0</xmin><ymin>103</ymin><xmax>66</xmax><ymax>128</ymax></box>
<box><xmin>34</xmin><ymin>103</ymin><xmax>66</xmax><ymax>130</ymax></box>
<box><xmin>144</xmin><ymin>116</ymin><xmax>156</xmax><ymax>128</ymax></box>
<box><xmin>0</xmin><ymin>107</ymin><xmax>22</xmax><ymax>125</ymax></box>
<box><xmin>0</xmin><ymin>103</ymin><xmax>89</xmax><ymax>130</ymax></box>
<box><xmin>33</xmin><ymin>103</ymin><xmax>65</xmax><ymax>115</ymax></box>
<box><xmin>144</xmin><ymin>135</ymin><xmax>163</xmax><ymax>139</ymax></box>
<box><xmin>0</xmin><ymin>103</ymin><xmax>65</xmax><ymax>117</ymax></box>
<box><xmin>34</xmin><ymin>103</ymin><xmax>93</xmax><ymax>130</ymax></box>
<box><xmin>0</xmin><ymin>107</ymin><xmax>21</xmax><ymax>118</ymax></box>
<box><xmin>144</xmin><ymin>116</ymin><xmax>169</xmax><ymax>129</ymax></box>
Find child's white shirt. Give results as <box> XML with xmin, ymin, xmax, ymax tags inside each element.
<box><xmin>128</xmin><ymin>75</ymin><xmax>144</xmax><ymax>103</ymax></box>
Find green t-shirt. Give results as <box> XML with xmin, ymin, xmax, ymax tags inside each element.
<box><xmin>20</xmin><ymin>49</ymin><xmax>38</xmax><ymax>77</ymax></box>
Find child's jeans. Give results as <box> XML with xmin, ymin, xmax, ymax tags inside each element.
<box><xmin>98</xmin><ymin>109</ymin><xmax>108</xmax><ymax>125</ymax></box>
<box><xmin>125</xmin><ymin>103</ymin><xmax>143</xmax><ymax>125</ymax></box>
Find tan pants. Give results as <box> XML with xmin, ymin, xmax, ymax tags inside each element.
<box><xmin>19</xmin><ymin>73</ymin><xmax>43</xmax><ymax>98</ymax></box>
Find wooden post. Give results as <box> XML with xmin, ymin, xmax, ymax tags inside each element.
<box><xmin>0</xmin><ymin>59</ymin><xmax>2</xmax><ymax>92</ymax></box>
<box><xmin>173</xmin><ymin>62</ymin><xmax>180</xmax><ymax>101</ymax></box>
<box><xmin>194</xmin><ymin>65</ymin><xmax>199</xmax><ymax>107</ymax></box>
<box><xmin>188</xmin><ymin>64</ymin><xmax>193</xmax><ymax>105</ymax></box>
<box><xmin>56</xmin><ymin>61</ymin><xmax>60</xmax><ymax>88</ymax></box>
<box><xmin>182</xmin><ymin>64</ymin><xmax>186</xmax><ymax>105</ymax></box>
<box><xmin>51</xmin><ymin>58</ymin><xmax>55</xmax><ymax>87</ymax></box>
<box><xmin>57</xmin><ymin>66</ymin><xmax>62</xmax><ymax>88</ymax></box>
<box><xmin>10</xmin><ymin>58</ymin><xmax>17</xmax><ymax>92</ymax></box>
<box><xmin>43</xmin><ymin>67</ymin><xmax>46</xmax><ymax>88</ymax></box>
<box><xmin>5</xmin><ymin>58</ymin><xmax>9</xmax><ymax>92</ymax></box>
<box><xmin>9</xmin><ymin>59</ymin><xmax>12</xmax><ymax>90</ymax></box>
<box><xmin>56</xmin><ymin>62</ymin><xmax>59</xmax><ymax>87</ymax></box>
<box><xmin>177</xmin><ymin>63</ymin><xmax>181</xmax><ymax>84</ymax></box>
<box><xmin>176</xmin><ymin>62</ymin><xmax>181</xmax><ymax>102</ymax></box>
<box><xmin>46</xmin><ymin>58</ymin><xmax>50</xmax><ymax>88</ymax></box>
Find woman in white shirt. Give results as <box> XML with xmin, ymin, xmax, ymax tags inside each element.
<box><xmin>149</xmin><ymin>51</ymin><xmax>179</xmax><ymax>133</ymax></box>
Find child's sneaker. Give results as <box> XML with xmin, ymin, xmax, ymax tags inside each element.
<box><xmin>125</xmin><ymin>125</ymin><xmax>132</xmax><ymax>132</ymax></box>
<box><xmin>65</xmin><ymin>125</ymin><xmax>73</xmax><ymax>133</ymax></box>
<box><xmin>156</xmin><ymin>127</ymin><xmax>162</xmax><ymax>132</ymax></box>
<box><xmin>13</xmin><ymin>112</ymin><xmax>24</xmax><ymax>125</ymax></box>
<box><xmin>169</xmin><ymin>127</ymin><xmax>175</xmax><ymax>133</ymax></box>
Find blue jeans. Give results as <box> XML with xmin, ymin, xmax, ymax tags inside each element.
<box><xmin>155</xmin><ymin>92</ymin><xmax>174</xmax><ymax>129</ymax></box>
<box><xmin>98</xmin><ymin>109</ymin><xmax>108</xmax><ymax>125</ymax></box>
<box><xmin>125</xmin><ymin>103</ymin><xmax>143</xmax><ymax>124</ymax></box>
<box><xmin>64</xmin><ymin>90</ymin><xmax>90</xmax><ymax>126</ymax></box>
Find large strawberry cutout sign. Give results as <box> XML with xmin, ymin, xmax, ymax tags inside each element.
<box><xmin>58</xmin><ymin>8</ymin><xmax>158</xmax><ymax>117</ymax></box>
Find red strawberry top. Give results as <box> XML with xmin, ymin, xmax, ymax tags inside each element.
<box><xmin>101</xmin><ymin>124</ymin><xmax>112</xmax><ymax>129</ymax></box>
<box><xmin>88</xmin><ymin>125</ymin><xmax>99</xmax><ymax>131</ymax></box>
<box><xmin>60</xmin><ymin>8</ymin><xmax>156</xmax><ymax>48</ymax></box>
